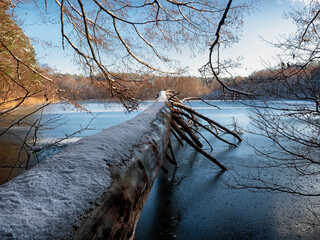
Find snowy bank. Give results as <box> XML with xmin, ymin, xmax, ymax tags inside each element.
<box><xmin>0</xmin><ymin>92</ymin><xmax>171</xmax><ymax>240</ymax></box>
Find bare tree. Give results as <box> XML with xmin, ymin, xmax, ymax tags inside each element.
<box><xmin>227</xmin><ymin>0</ymin><xmax>320</xmax><ymax>196</ymax></box>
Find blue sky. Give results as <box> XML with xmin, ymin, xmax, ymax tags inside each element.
<box><xmin>179</xmin><ymin>0</ymin><xmax>309</xmax><ymax>76</ymax></box>
<box><xmin>14</xmin><ymin>0</ymin><xmax>309</xmax><ymax>77</ymax></box>
<box><xmin>220</xmin><ymin>0</ymin><xmax>308</xmax><ymax>76</ymax></box>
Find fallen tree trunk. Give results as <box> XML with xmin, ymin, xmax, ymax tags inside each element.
<box><xmin>0</xmin><ymin>90</ymin><xmax>242</xmax><ymax>240</ymax></box>
<box><xmin>0</xmin><ymin>92</ymin><xmax>171</xmax><ymax>240</ymax></box>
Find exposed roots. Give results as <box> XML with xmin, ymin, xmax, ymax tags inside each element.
<box><xmin>165</xmin><ymin>90</ymin><xmax>242</xmax><ymax>171</ymax></box>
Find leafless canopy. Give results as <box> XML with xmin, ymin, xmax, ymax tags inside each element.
<box><xmin>24</xmin><ymin>0</ymin><xmax>255</xmax><ymax>110</ymax></box>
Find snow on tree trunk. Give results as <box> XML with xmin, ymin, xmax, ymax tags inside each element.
<box><xmin>0</xmin><ymin>91</ymin><xmax>171</xmax><ymax>240</ymax></box>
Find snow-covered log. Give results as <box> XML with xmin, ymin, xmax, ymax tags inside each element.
<box><xmin>0</xmin><ymin>91</ymin><xmax>171</xmax><ymax>240</ymax></box>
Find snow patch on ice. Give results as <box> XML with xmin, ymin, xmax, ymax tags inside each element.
<box><xmin>29</xmin><ymin>137</ymin><xmax>83</xmax><ymax>146</ymax></box>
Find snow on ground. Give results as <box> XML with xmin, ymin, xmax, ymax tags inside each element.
<box><xmin>0</xmin><ymin>92</ymin><xmax>171</xmax><ymax>240</ymax></box>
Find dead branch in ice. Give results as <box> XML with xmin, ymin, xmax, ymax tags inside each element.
<box><xmin>165</xmin><ymin>90</ymin><xmax>242</xmax><ymax>171</ymax></box>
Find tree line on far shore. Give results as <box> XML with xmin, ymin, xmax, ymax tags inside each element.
<box><xmin>47</xmin><ymin>62</ymin><xmax>320</xmax><ymax>103</ymax></box>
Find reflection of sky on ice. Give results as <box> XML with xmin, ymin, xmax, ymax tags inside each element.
<box><xmin>0</xmin><ymin>101</ymin><xmax>150</xmax><ymax>142</ymax></box>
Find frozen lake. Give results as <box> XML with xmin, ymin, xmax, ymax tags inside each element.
<box><xmin>1</xmin><ymin>100</ymin><xmax>320</xmax><ymax>239</ymax></box>
<box><xmin>0</xmin><ymin>101</ymin><xmax>151</xmax><ymax>183</ymax></box>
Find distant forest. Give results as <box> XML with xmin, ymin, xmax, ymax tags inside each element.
<box><xmin>49</xmin><ymin>63</ymin><xmax>320</xmax><ymax>102</ymax></box>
